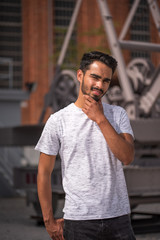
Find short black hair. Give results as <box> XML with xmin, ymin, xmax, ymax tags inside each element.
<box><xmin>79</xmin><ymin>51</ymin><xmax>117</xmax><ymax>75</ymax></box>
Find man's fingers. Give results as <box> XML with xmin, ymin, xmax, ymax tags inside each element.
<box><xmin>83</xmin><ymin>94</ymin><xmax>95</xmax><ymax>103</ymax></box>
<box><xmin>51</xmin><ymin>232</ymin><xmax>63</xmax><ymax>240</ymax></box>
<box><xmin>54</xmin><ymin>237</ymin><xmax>60</xmax><ymax>240</ymax></box>
<box><xmin>57</xmin><ymin>219</ymin><xmax>64</xmax><ymax>240</ymax></box>
<box><xmin>57</xmin><ymin>218</ymin><xmax>64</xmax><ymax>228</ymax></box>
<box><xmin>82</xmin><ymin>108</ymin><xmax>86</xmax><ymax>113</ymax></box>
<box><xmin>84</xmin><ymin>100</ymin><xmax>91</xmax><ymax>107</ymax></box>
<box><xmin>48</xmin><ymin>219</ymin><xmax>64</xmax><ymax>240</ymax></box>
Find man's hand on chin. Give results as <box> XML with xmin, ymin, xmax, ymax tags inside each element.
<box><xmin>82</xmin><ymin>95</ymin><xmax>105</xmax><ymax>124</ymax></box>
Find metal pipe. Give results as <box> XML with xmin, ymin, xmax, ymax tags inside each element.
<box><xmin>119</xmin><ymin>0</ymin><xmax>140</xmax><ymax>40</ymax></box>
<box><xmin>119</xmin><ymin>40</ymin><xmax>160</xmax><ymax>51</ymax></box>
<box><xmin>9</xmin><ymin>60</ymin><xmax>13</xmax><ymax>89</ymax></box>
<box><xmin>147</xmin><ymin>0</ymin><xmax>160</xmax><ymax>37</ymax></box>
<box><xmin>97</xmin><ymin>0</ymin><xmax>134</xmax><ymax>102</ymax></box>
<box><xmin>57</xmin><ymin>0</ymin><xmax>82</xmax><ymax>66</ymax></box>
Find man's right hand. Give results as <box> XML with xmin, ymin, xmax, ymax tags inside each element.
<box><xmin>37</xmin><ymin>153</ymin><xmax>64</xmax><ymax>239</ymax></box>
<box><xmin>45</xmin><ymin>218</ymin><xmax>64</xmax><ymax>240</ymax></box>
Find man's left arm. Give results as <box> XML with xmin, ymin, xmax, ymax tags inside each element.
<box><xmin>82</xmin><ymin>95</ymin><xmax>134</xmax><ymax>165</ymax></box>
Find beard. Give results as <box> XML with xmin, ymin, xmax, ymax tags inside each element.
<box><xmin>81</xmin><ymin>78</ymin><xmax>106</xmax><ymax>102</ymax></box>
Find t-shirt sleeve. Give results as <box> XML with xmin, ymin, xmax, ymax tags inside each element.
<box><xmin>35</xmin><ymin>115</ymin><xmax>60</xmax><ymax>155</ymax></box>
<box><xmin>119</xmin><ymin>108</ymin><xmax>134</xmax><ymax>138</ymax></box>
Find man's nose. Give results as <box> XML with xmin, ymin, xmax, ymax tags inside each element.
<box><xmin>95</xmin><ymin>80</ymin><xmax>103</xmax><ymax>89</ymax></box>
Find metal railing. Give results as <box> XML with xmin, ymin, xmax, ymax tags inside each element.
<box><xmin>0</xmin><ymin>57</ymin><xmax>13</xmax><ymax>88</ymax></box>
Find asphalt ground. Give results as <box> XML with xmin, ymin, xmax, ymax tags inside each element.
<box><xmin>0</xmin><ymin>197</ymin><xmax>160</xmax><ymax>240</ymax></box>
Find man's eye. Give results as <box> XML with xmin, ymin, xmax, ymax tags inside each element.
<box><xmin>92</xmin><ymin>76</ymin><xmax>98</xmax><ymax>80</ymax></box>
<box><xmin>104</xmin><ymin>79</ymin><xmax>110</xmax><ymax>83</ymax></box>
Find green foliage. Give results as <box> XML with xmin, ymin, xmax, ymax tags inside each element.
<box><xmin>51</xmin><ymin>26</ymin><xmax>110</xmax><ymax>70</ymax></box>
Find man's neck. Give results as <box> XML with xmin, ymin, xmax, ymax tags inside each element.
<box><xmin>74</xmin><ymin>95</ymin><xmax>85</xmax><ymax>109</ymax></box>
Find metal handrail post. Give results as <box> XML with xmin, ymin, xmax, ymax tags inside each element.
<box><xmin>57</xmin><ymin>0</ymin><xmax>83</xmax><ymax>66</ymax></box>
<box><xmin>97</xmin><ymin>0</ymin><xmax>134</xmax><ymax>102</ymax></box>
<box><xmin>119</xmin><ymin>0</ymin><xmax>141</xmax><ymax>40</ymax></box>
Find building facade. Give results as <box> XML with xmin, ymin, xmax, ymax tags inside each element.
<box><xmin>0</xmin><ymin>0</ymin><xmax>160</xmax><ymax>125</ymax></box>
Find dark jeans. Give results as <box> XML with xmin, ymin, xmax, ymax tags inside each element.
<box><xmin>63</xmin><ymin>215</ymin><xmax>136</xmax><ymax>240</ymax></box>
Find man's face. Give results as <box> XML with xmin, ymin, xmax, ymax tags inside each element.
<box><xmin>79</xmin><ymin>61</ymin><xmax>112</xmax><ymax>101</ymax></box>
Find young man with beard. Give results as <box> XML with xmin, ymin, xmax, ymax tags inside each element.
<box><xmin>35</xmin><ymin>51</ymin><xmax>136</xmax><ymax>240</ymax></box>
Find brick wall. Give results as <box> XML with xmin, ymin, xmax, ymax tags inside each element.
<box><xmin>21</xmin><ymin>0</ymin><xmax>160</xmax><ymax>124</ymax></box>
<box><xmin>21</xmin><ymin>0</ymin><xmax>53</xmax><ymax>124</ymax></box>
<box><xmin>77</xmin><ymin>0</ymin><xmax>130</xmax><ymax>63</ymax></box>
<box><xmin>150</xmin><ymin>0</ymin><xmax>160</xmax><ymax>67</ymax></box>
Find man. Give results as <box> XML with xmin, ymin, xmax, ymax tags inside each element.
<box><xmin>35</xmin><ymin>51</ymin><xmax>136</xmax><ymax>240</ymax></box>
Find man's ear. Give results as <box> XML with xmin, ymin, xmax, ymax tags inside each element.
<box><xmin>77</xmin><ymin>69</ymin><xmax>83</xmax><ymax>83</ymax></box>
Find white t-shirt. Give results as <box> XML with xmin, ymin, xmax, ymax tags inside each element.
<box><xmin>35</xmin><ymin>103</ymin><xmax>134</xmax><ymax>220</ymax></box>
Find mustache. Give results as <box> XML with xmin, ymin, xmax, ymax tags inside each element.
<box><xmin>91</xmin><ymin>87</ymin><xmax>103</xmax><ymax>94</ymax></box>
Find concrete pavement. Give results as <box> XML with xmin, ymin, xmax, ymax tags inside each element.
<box><xmin>0</xmin><ymin>197</ymin><xmax>160</xmax><ymax>240</ymax></box>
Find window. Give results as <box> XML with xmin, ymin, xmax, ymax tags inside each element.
<box><xmin>53</xmin><ymin>0</ymin><xmax>77</xmax><ymax>69</ymax></box>
<box><xmin>0</xmin><ymin>0</ymin><xmax>22</xmax><ymax>89</ymax></box>
<box><xmin>130</xmin><ymin>0</ymin><xmax>150</xmax><ymax>59</ymax></box>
